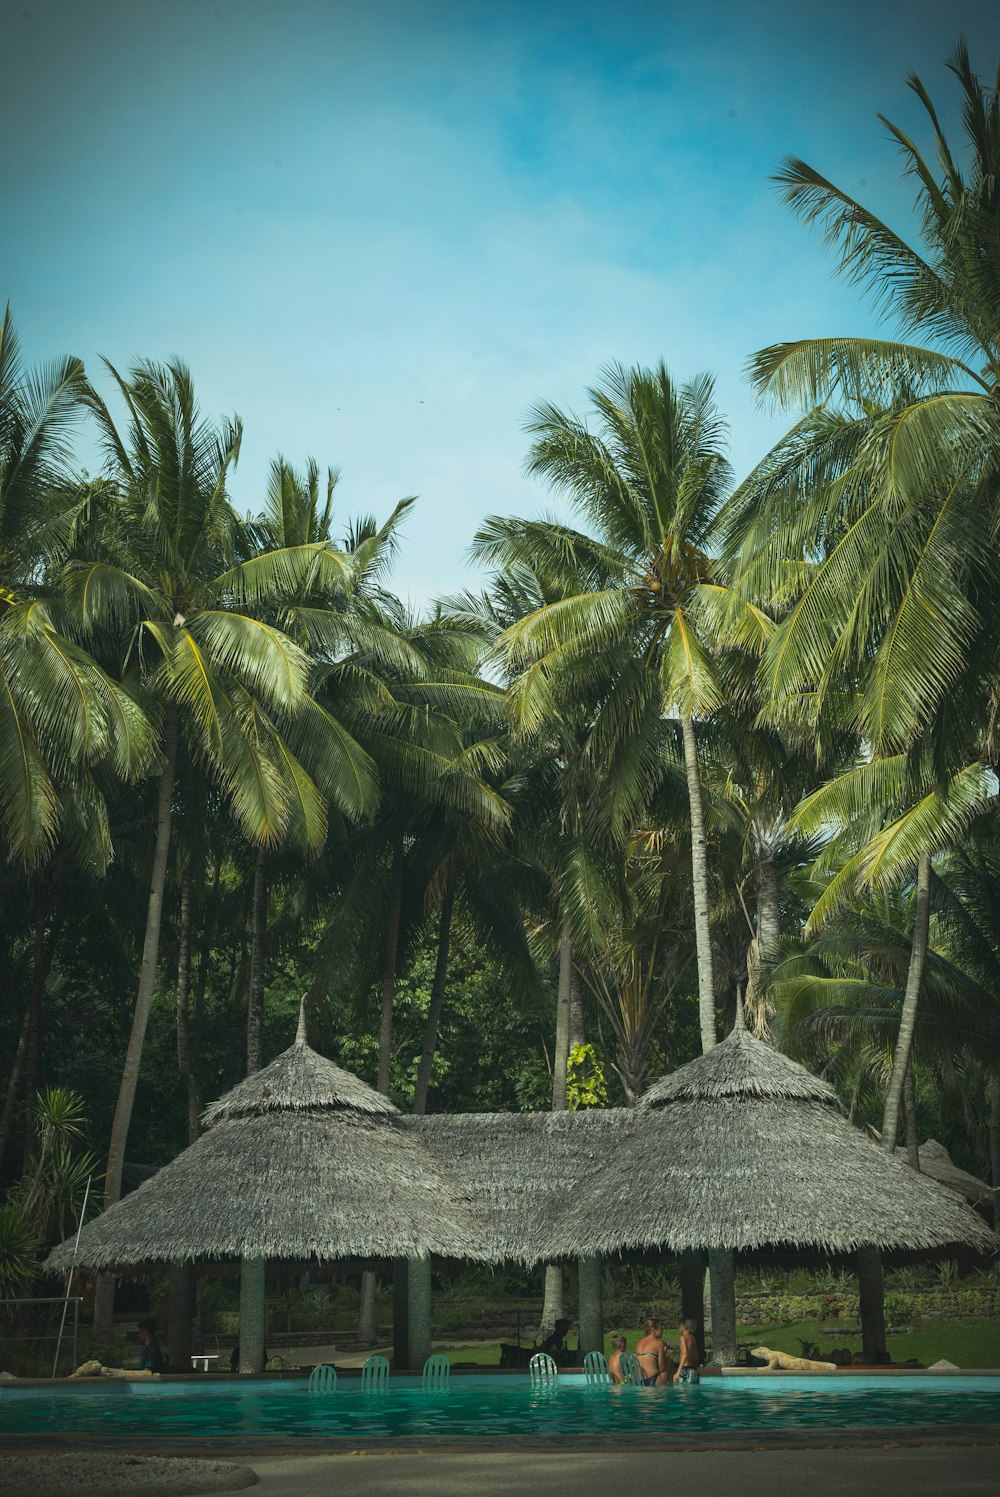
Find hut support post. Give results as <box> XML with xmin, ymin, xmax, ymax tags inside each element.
<box><xmin>167</xmin><ymin>1262</ymin><xmax>194</xmax><ymax>1371</ymax></box>
<box><xmin>238</xmin><ymin>1257</ymin><xmax>266</xmax><ymax>1373</ymax></box>
<box><xmin>707</xmin><ymin>1248</ymin><xmax>737</xmax><ymax>1366</ymax></box>
<box><xmin>679</xmin><ymin>1249</ymin><xmax>706</xmax><ymax>1362</ymax></box>
<box><xmin>577</xmin><ymin>1256</ymin><xmax>603</xmax><ymax>1356</ymax></box>
<box><xmin>857</xmin><ymin>1246</ymin><xmax>887</xmax><ymax>1363</ymax></box>
<box><xmin>392</xmin><ymin>1259</ymin><xmax>409</xmax><ymax>1370</ymax></box>
<box><xmin>407</xmin><ymin>1256</ymin><xmax>432</xmax><ymax>1370</ymax></box>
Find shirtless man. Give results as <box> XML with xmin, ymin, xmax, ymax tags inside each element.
<box><xmin>673</xmin><ymin>1316</ymin><xmax>700</xmax><ymax>1384</ymax></box>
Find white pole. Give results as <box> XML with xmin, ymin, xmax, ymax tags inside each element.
<box><xmin>52</xmin><ymin>1173</ymin><xmax>92</xmax><ymax>1377</ymax></box>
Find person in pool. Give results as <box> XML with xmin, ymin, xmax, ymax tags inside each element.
<box><xmin>608</xmin><ymin>1332</ymin><xmax>628</xmax><ymax>1383</ymax></box>
<box><xmin>673</xmin><ymin>1316</ymin><xmax>701</xmax><ymax>1384</ymax></box>
<box><xmin>634</xmin><ymin>1318</ymin><xmax>674</xmax><ymax>1385</ymax></box>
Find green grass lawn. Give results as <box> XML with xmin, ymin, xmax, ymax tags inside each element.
<box><xmin>435</xmin><ymin>1319</ymin><xmax>1000</xmax><ymax>1369</ymax></box>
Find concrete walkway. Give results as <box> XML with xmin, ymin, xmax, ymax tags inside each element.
<box><xmin>248</xmin><ymin>1447</ymin><xmax>1000</xmax><ymax>1497</ymax></box>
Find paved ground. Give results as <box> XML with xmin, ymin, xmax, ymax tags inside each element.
<box><xmin>4</xmin><ymin>1443</ymin><xmax>998</xmax><ymax>1495</ymax></box>
<box><xmin>279</xmin><ymin>1341</ymin><xmax>393</xmax><ymax>1370</ymax></box>
<box><xmin>0</xmin><ymin>1455</ymin><xmax>255</xmax><ymax>1497</ymax></box>
<box><xmin>247</xmin><ymin>1447</ymin><xmax>999</xmax><ymax>1497</ymax></box>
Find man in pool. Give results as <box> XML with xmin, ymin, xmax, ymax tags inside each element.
<box><xmin>673</xmin><ymin>1316</ymin><xmax>700</xmax><ymax>1384</ymax></box>
<box><xmin>137</xmin><ymin>1319</ymin><xmax>164</xmax><ymax>1373</ymax></box>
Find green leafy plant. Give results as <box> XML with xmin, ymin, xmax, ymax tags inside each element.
<box><xmin>883</xmin><ymin>1293</ymin><xmax>914</xmax><ymax>1325</ymax></box>
<box><xmin>0</xmin><ymin>1202</ymin><xmax>40</xmax><ymax>1298</ymax></box>
<box><xmin>566</xmin><ymin>1043</ymin><xmax>610</xmax><ymax>1110</ymax></box>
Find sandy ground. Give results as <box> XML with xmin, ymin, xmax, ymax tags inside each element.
<box><xmin>246</xmin><ymin>1447</ymin><xmax>1000</xmax><ymax>1497</ymax></box>
<box><xmin>0</xmin><ymin>1455</ymin><xmax>257</xmax><ymax>1497</ymax></box>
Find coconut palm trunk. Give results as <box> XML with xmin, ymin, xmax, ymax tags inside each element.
<box><xmin>172</xmin><ymin>871</ymin><xmax>199</xmax><ymax>1378</ymax></box>
<box><xmin>376</xmin><ymin>832</ymin><xmax>404</xmax><ymax>1095</ymax></box>
<box><xmin>903</xmin><ymin>1062</ymin><xmax>920</xmax><ymax>1171</ymax></box>
<box><xmin>360</xmin><ymin>831</ymin><xmax>406</xmax><ymax>1345</ymax></box>
<box><xmin>540</xmin><ymin>926</ymin><xmax>573</xmax><ymax>1338</ymax></box>
<box><xmin>755</xmin><ymin>855</ymin><xmax>780</xmax><ymax>967</ymax></box>
<box><xmin>747</xmin><ymin>851</ymin><xmax>781</xmax><ymax>1032</ymax></box>
<box><xmin>681</xmin><ymin>715</ymin><xmax>716</xmax><ymax>1054</ymax></box>
<box><xmin>857</xmin><ymin>851</ymin><xmax>933</xmax><ymax>1363</ymax></box>
<box><xmin>194</xmin><ymin>851</ymin><xmax>222</xmax><ymax>1032</ymax></box>
<box><xmin>681</xmin><ymin>716</ymin><xmax>736</xmax><ymax>1360</ymax></box>
<box><xmin>412</xmin><ymin>882</ymin><xmax>455</xmax><ymax>1116</ymax></box>
<box><xmin>93</xmin><ymin>703</ymin><xmax>179</xmax><ymax>1339</ymax></box>
<box><xmin>175</xmin><ymin>871</ymin><xmax>199</xmax><ymax>1146</ymax></box>
<box><xmin>246</xmin><ymin>847</ymin><xmax>268</xmax><ymax>1076</ymax></box>
<box><xmin>881</xmin><ymin>851</ymin><xmax>932</xmax><ymax>1155</ymax></box>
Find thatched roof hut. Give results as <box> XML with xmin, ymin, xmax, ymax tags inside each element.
<box><xmin>537</xmin><ymin>1024</ymin><xmax>998</xmax><ymax>1259</ymax></box>
<box><xmin>407</xmin><ymin>1108</ymin><xmax>639</xmax><ymax>1264</ymax></box>
<box><xmin>896</xmin><ymin>1139</ymin><xmax>993</xmax><ymax>1212</ymax></box>
<box><xmin>46</xmin><ymin>1020</ymin><xmax>484</xmax><ymax>1273</ymax></box>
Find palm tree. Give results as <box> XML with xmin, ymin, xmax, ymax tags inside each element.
<box><xmin>0</xmin><ymin>310</ymin><xmax>152</xmax><ymax>869</ymax></box>
<box><xmin>474</xmin><ymin>362</ymin><xmax>769</xmax><ymax>1054</ymax></box>
<box><xmin>69</xmin><ymin>362</ymin><xmax>381</xmax><ymax>1333</ymax></box>
<box><xmin>790</xmin><ymin>750</ymin><xmax>994</xmax><ymax>1152</ymax></box>
<box><xmin>726</xmin><ymin>43</ymin><xmax>1000</xmax><ymax>758</ymax></box>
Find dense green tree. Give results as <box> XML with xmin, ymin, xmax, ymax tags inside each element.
<box><xmin>69</xmin><ymin>363</ymin><xmax>383</xmax><ymax>1332</ymax></box>
<box><xmin>726</xmin><ymin>44</ymin><xmax>1000</xmax><ymax>760</ymax></box>
<box><xmin>474</xmin><ymin>361</ymin><xmax>771</xmax><ymax>1054</ymax></box>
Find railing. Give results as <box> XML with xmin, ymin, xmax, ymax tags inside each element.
<box><xmin>0</xmin><ymin>1296</ymin><xmax>83</xmax><ymax>1377</ymax></box>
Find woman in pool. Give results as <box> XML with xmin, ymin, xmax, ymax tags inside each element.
<box><xmin>608</xmin><ymin>1333</ymin><xmax>628</xmax><ymax>1384</ymax></box>
<box><xmin>673</xmin><ymin>1316</ymin><xmax>701</xmax><ymax>1384</ymax></box>
<box><xmin>634</xmin><ymin>1318</ymin><xmax>674</xmax><ymax>1386</ymax></box>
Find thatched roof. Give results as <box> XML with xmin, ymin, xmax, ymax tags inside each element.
<box><xmin>540</xmin><ymin>1025</ymin><xmax>998</xmax><ymax>1259</ymax></box>
<box><xmin>407</xmin><ymin>1108</ymin><xmax>640</xmax><ymax>1264</ymax></box>
<box><xmin>639</xmin><ymin>1028</ymin><xmax>837</xmax><ymax>1106</ymax></box>
<box><xmin>895</xmin><ymin>1139</ymin><xmax>993</xmax><ymax>1211</ymax></box>
<box><xmin>47</xmin><ymin>1014</ymin><xmax>996</xmax><ymax>1276</ymax></box>
<box><xmin>203</xmin><ymin>1034</ymin><xmax>396</xmax><ymax>1123</ymax></box>
<box><xmin>46</xmin><ymin>1025</ymin><xmax>483</xmax><ymax>1273</ymax></box>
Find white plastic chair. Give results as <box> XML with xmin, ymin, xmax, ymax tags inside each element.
<box><xmin>362</xmin><ymin>1353</ymin><xmax>390</xmax><ymax>1390</ymax></box>
<box><xmin>422</xmin><ymin>1353</ymin><xmax>451</xmax><ymax>1388</ymax></box>
<box><xmin>529</xmin><ymin>1352</ymin><xmax>559</xmax><ymax>1382</ymax></box>
<box><xmin>584</xmin><ymin>1349</ymin><xmax>611</xmax><ymax>1384</ymax></box>
<box><xmin>307</xmin><ymin>1362</ymin><xmax>337</xmax><ymax>1393</ymax></box>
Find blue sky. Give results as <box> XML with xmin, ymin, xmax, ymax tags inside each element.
<box><xmin>2</xmin><ymin>0</ymin><xmax>995</xmax><ymax>602</ymax></box>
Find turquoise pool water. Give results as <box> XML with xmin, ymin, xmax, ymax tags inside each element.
<box><xmin>1</xmin><ymin>1374</ymin><xmax>998</xmax><ymax>1442</ymax></box>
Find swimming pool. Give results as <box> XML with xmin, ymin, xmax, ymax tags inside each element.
<box><xmin>1</xmin><ymin>1374</ymin><xmax>998</xmax><ymax>1444</ymax></box>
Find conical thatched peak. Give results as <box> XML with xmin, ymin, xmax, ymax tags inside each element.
<box><xmin>638</xmin><ymin>1024</ymin><xmax>838</xmax><ymax>1107</ymax></box>
<box><xmin>203</xmin><ymin>1038</ymin><xmax>397</xmax><ymax>1125</ymax></box>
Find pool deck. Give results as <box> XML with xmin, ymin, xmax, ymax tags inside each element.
<box><xmin>246</xmin><ymin>1448</ymin><xmax>1000</xmax><ymax>1497</ymax></box>
<box><xmin>3</xmin><ymin>1447</ymin><xmax>997</xmax><ymax>1497</ymax></box>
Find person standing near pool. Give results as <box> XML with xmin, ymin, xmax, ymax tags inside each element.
<box><xmin>137</xmin><ymin>1319</ymin><xmax>164</xmax><ymax>1373</ymax></box>
<box><xmin>673</xmin><ymin>1317</ymin><xmax>700</xmax><ymax>1384</ymax></box>
<box><xmin>539</xmin><ymin>1317</ymin><xmax>572</xmax><ymax>1360</ymax></box>
<box><xmin>634</xmin><ymin>1318</ymin><xmax>674</xmax><ymax>1385</ymax></box>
